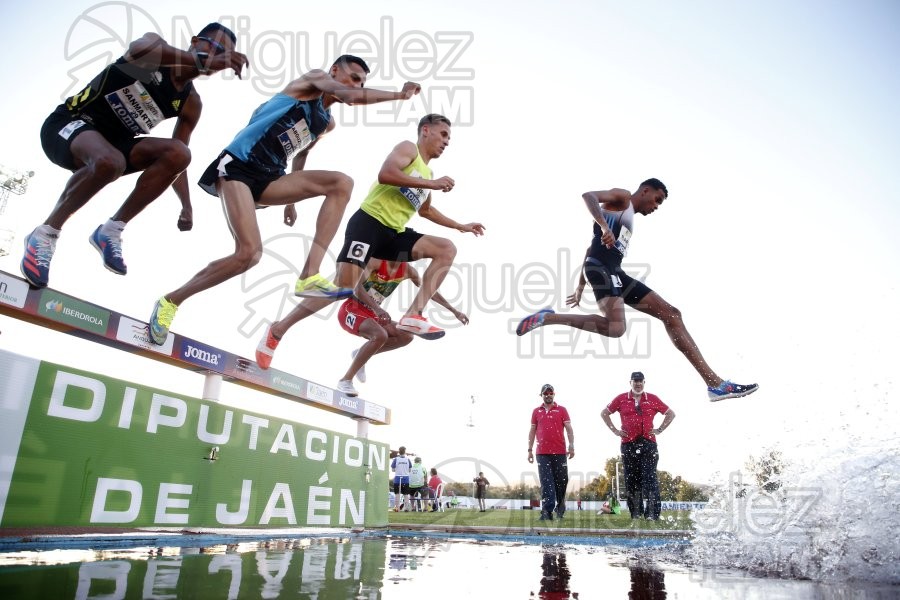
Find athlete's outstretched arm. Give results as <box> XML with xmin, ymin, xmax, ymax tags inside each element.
<box><xmin>282</xmin><ymin>134</ymin><xmax>326</xmax><ymax>227</ymax></box>
<box><xmin>168</xmin><ymin>92</ymin><xmax>203</xmax><ymax>228</ymax></box>
<box><xmin>285</xmin><ymin>71</ymin><xmax>420</xmax><ymax>105</ymax></box>
<box><xmin>125</xmin><ymin>33</ymin><xmax>248</xmax><ymax>77</ymax></box>
<box><xmin>566</xmin><ymin>246</ymin><xmax>591</xmax><ymax>308</ymax></box>
<box><xmin>349</xmin><ymin>262</ymin><xmax>391</xmax><ymax>324</ymax></box>
<box><xmin>418</xmin><ymin>198</ymin><xmax>484</xmax><ymax>236</ymax></box>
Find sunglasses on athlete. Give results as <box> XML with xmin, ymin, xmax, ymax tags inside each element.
<box><xmin>196</xmin><ymin>36</ymin><xmax>226</xmax><ymax>54</ymax></box>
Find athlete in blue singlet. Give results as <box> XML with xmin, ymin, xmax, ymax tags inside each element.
<box><xmin>20</xmin><ymin>23</ymin><xmax>248</xmax><ymax>289</ymax></box>
<box><xmin>146</xmin><ymin>55</ymin><xmax>421</xmax><ymax>345</ymax></box>
<box><xmin>516</xmin><ymin>179</ymin><xmax>759</xmax><ymax>402</ymax></box>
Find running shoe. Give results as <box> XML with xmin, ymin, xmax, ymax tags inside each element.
<box><xmin>20</xmin><ymin>228</ymin><xmax>58</xmax><ymax>288</ymax></box>
<box><xmin>351</xmin><ymin>348</ymin><xmax>366</xmax><ymax>383</ymax></box>
<box><xmin>89</xmin><ymin>225</ymin><xmax>127</xmax><ymax>275</ymax></box>
<box><xmin>516</xmin><ymin>308</ymin><xmax>555</xmax><ymax>336</ymax></box>
<box><xmin>148</xmin><ymin>297</ymin><xmax>178</xmax><ymax>345</ymax></box>
<box><xmin>397</xmin><ymin>315</ymin><xmax>445</xmax><ymax>340</ymax></box>
<box><xmin>255</xmin><ymin>324</ymin><xmax>280</xmax><ymax>370</ymax></box>
<box><xmin>294</xmin><ymin>273</ymin><xmax>353</xmax><ymax>298</ymax></box>
<box><xmin>538</xmin><ymin>511</ymin><xmax>554</xmax><ymax>521</ymax></box>
<box><xmin>708</xmin><ymin>380</ymin><xmax>759</xmax><ymax>402</ymax></box>
<box><xmin>337</xmin><ymin>379</ymin><xmax>359</xmax><ymax>397</ymax></box>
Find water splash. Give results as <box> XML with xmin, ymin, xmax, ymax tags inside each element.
<box><xmin>686</xmin><ymin>442</ymin><xmax>899</xmax><ymax>583</ymax></box>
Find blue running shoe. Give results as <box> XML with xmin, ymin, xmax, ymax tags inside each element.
<box><xmin>708</xmin><ymin>380</ymin><xmax>759</xmax><ymax>402</ymax></box>
<box><xmin>516</xmin><ymin>308</ymin><xmax>555</xmax><ymax>336</ymax></box>
<box><xmin>20</xmin><ymin>228</ymin><xmax>58</xmax><ymax>288</ymax></box>
<box><xmin>89</xmin><ymin>225</ymin><xmax>127</xmax><ymax>275</ymax></box>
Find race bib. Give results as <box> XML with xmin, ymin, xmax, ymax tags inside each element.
<box><xmin>614</xmin><ymin>226</ymin><xmax>632</xmax><ymax>256</ymax></box>
<box><xmin>611</xmin><ymin>274</ymin><xmax>623</xmax><ymax>289</ymax></box>
<box><xmin>344</xmin><ymin>313</ymin><xmax>357</xmax><ymax>328</ymax></box>
<box><xmin>104</xmin><ymin>81</ymin><xmax>165</xmax><ymax>134</ymax></box>
<box><xmin>346</xmin><ymin>240</ymin><xmax>371</xmax><ymax>263</ymax></box>
<box><xmin>58</xmin><ymin>120</ymin><xmax>86</xmax><ymax>140</ymax></box>
<box><xmin>399</xmin><ymin>169</ymin><xmax>429</xmax><ymax>211</ymax></box>
<box><xmin>277</xmin><ymin>118</ymin><xmax>313</xmax><ymax>161</ymax></box>
<box><xmin>368</xmin><ymin>288</ymin><xmax>387</xmax><ymax>306</ymax></box>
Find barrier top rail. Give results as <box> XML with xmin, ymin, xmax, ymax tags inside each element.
<box><xmin>0</xmin><ymin>270</ymin><xmax>390</xmax><ymax>425</ymax></box>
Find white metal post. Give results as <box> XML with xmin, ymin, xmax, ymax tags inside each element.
<box><xmin>202</xmin><ymin>373</ymin><xmax>222</xmax><ymax>401</ymax></box>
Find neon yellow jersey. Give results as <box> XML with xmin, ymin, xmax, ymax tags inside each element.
<box><xmin>360</xmin><ymin>150</ymin><xmax>432</xmax><ymax>232</ymax></box>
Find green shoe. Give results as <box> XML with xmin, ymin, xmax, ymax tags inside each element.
<box><xmin>294</xmin><ymin>273</ymin><xmax>353</xmax><ymax>298</ymax></box>
<box><xmin>149</xmin><ymin>297</ymin><xmax>178</xmax><ymax>345</ymax></box>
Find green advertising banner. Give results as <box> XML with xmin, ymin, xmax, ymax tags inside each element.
<box><xmin>0</xmin><ymin>539</ymin><xmax>389</xmax><ymax>599</ymax></box>
<box><xmin>0</xmin><ymin>349</ymin><xmax>389</xmax><ymax>529</ymax></box>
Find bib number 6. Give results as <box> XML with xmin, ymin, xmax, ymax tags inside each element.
<box><xmin>347</xmin><ymin>240</ymin><xmax>370</xmax><ymax>261</ymax></box>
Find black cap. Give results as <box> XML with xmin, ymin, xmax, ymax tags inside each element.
<box><xmin>540</xmin><ymin>383</ymin><xmax>554</xmax><ymax>394</ymax></box>
<box><xmin>630</xmin><ymin>372</ymin><xmax>645</xmax><ymax>381</ymax></box>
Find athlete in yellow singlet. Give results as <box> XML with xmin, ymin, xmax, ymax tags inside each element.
<box><xmin>255</xmin><ymin>114</ymin><xmax>485</xmax><ymax>393</ymax></box>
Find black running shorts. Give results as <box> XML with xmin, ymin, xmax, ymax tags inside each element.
<box><xmin>41</xmin><ymin>108</ymin><xmax>143</xmax><ymax>174</ymax></box>
<box><xmin>198</xmin><ymin>152</ymin><xmax>282</xmax><ymax>201</ymax></box>
<box><xmin>584</xmin><ymin>257</ymin><xmax>653</xmax><ymax>305</ymax></box>
<box><xmin>337</xmin><ymin>209</ymin><xmax>424</xmax><ymax>268</ymax></box>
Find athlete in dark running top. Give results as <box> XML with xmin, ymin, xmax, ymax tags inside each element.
<box><xmin>21</xmin><ymin>23</ymin><xmax>248</xmax><ymax>288</ymax></box>
<box><xmin>516</xmin><ymin>179</ymin><xmax>758</xmax><ymax>402</ymax></box>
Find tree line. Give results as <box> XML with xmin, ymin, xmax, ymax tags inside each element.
<box><xmin>437</xmin><ymin>456</ymin><xmax>709</xmax><ymax>502</ymax></box>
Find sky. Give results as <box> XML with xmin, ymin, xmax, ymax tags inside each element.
<box><xmin>1</xmin><ymin>0</ymin><xmax>899</xmax><ymax>492</ymax></box>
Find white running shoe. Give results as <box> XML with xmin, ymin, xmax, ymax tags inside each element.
<box><xmin>397</xmin><ymin>315</ymin><xmax>445</xmax><ymax>340</ymax></box>
<box><xmin>351</xmin><ymin>348</ymin><xmax>367</xmax><ymax>383</ymax></box>
<box><xmin>337</xmin><ymin>379</ymin><xmax>358</xmax><ymax>397</ymax></box>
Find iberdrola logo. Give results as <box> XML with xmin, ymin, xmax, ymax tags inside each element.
<box><xmin>45</xmin><ymin>300</ymin><xmax>65</xmax><ymax>313</ymax></box>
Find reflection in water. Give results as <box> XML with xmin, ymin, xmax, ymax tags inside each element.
<box><xmin>1</xmin><ymin>536</ymin><xmax>897</xmax><ymax>599</ymax></box>
<box><xmin>628</xmin><ymin>561</ymin><xmax>666</xmax><ymax>600</ymax></box>
<box><xmin>539</xmin><ymin>551</ymin><xmax>578</xmax><ymax>599</ymax></box>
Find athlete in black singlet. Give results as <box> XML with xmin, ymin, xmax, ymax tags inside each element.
<box><xmin>21</xmin><ymin>22</ymin><xmax>248</xmax><ymax>288</ymax></box>
<box><xmin>516</xmin><ymin>179</ymin><xmax>759</xmax><ymax>402</ymax></box>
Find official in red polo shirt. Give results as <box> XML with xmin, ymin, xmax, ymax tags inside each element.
<box><xmin>528</xmin><ymin>384</ymin><xmax>575</xmax><ymax>521</ymax></box>
<box><xmin>601</xmin><ymin>371</ymin><xmax>675</xmax><ymax>520</ymax></box>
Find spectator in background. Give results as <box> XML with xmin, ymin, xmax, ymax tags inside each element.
<box><xmin>391</xmin><ymin>446</ymin><xmax>412</xmax><ymax>512</ymax></box>
<box><xmin>473</xmin><ymin>472</ymin><xmax>490</xmax><ymax>512</ymax></box>
<box><xmin>409</xmin><ymin>456</ymin><xmax>428</xmax><ymax>511</ymax></box>
<box><xmin>427</xmin><ymin>467</ymin><xmax>443</xmax><ymax>512</ymax></box>
<box><xmin>601</xmin><ymin>371</ymin><xmax>675</xmax><ymax>520</ymax></box>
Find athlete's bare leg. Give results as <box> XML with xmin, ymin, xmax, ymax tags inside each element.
<box><xmin>403</xmin><ymin>235</ymin><xmax>456</xmax><ymax>317</ymax></box>
<box><xmin>340</xmin><ymin>321</ymin><xmax>413</xmax><ymax>382</ymax></box>
<box><xmin>43</xmin><ymin>132</ymin><xmax>127</xmax><ymax>229</ymax></box>
<box><xmin>542</xmin><ymin>296</ymin><xmax>627</xmax><ymax>337</ymax></box>
<box><xmin>259</xmin><ymin>170</ymin><xmax>353</xmax><ymax>280</ymax></box>
<box><xmin>629</xmin><ymin>290</ymin><xmax>722</xmax><ymax>387</ymax></box>
<box><xmin>165</xmin><ymin>170</ymin><xmax>352</xmax><ymax>307</ymax></box>
<box><xmin>110</xmin><ymin>138</ymin><xmax>191</xmax><ymax>223</ymax></box>
<box><xmin>269</xmin><ymin>261</ymin><xmax>365</xmax><ymax>339</ymax></box>
<box><xmin>163</xmin><ymin>181</ymin><xmax>261</xmax><ymax>306</ymax></box>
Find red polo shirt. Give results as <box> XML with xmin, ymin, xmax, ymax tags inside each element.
<box><xmin>531</xmin><ymin>402</ymin><xmax>571</xmax><ymax>454</ymax></box>
<box><xmin>606</xmin><ymin>392</ymin><xmax>669</xmax><ymax>443</ymax></box>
